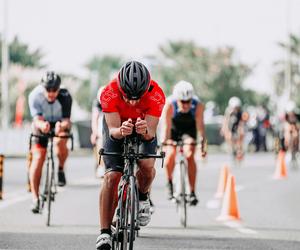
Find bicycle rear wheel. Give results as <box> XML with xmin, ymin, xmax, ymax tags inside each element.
<box><xmin>178</xmin><ymin>161</ymin><xmax>187</xmax><ymax>228</ymax></box>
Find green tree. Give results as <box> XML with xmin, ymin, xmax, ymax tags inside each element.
<box><xmin>152</xmin><ymin>41</ymin><xmax>258</xmax><ymax>112</ymax></box>
<box><xmin>0</xmin><ymin>35</ymin><xmax>44</xmax><ymax>67</ymax></box>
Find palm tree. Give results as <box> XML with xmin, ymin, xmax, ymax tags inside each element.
<box><xmin>273</xmin><ymin>33</ymin><xmax>300</xmax><ymax>103</ymax></box>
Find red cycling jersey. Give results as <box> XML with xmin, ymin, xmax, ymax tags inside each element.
<box><xmin>100</xmin><ymin>79</ymin><xmax>165</xmax><ymax>122</ymax></box>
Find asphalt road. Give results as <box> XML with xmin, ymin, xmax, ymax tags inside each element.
<box><xmin>0</xmin><ymin>151</ymin><xmax>300</xmax><ymax>250</ymax></box>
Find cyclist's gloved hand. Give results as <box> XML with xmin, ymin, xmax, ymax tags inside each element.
<box><xmin>135</xmin><ymin>117</ymin><xmax>148</xmax><ymax>135</ymax></box>
<box><xmin>41</xmin><ymin>121</ymin><xmax>51</xmax><ymax>134</ymax></box>
<box><xmin>120</xmin><ymin>118</ymin><xmax>134</xmax><ymax>137</ymax></box>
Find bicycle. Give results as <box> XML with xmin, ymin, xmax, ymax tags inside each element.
<box><xmin>99</xmin><ymin>135</ymin><xmax>164</xmax><ymax>250</ymax></box>
<box><xmin>29</xmin><ymin>131</ymin><xmax>73</xmax><ymax>226</ymax></box>
<box><xmin>162</xmin><ymin>140</ymin><xmax>198</xmax><ymax>228</ymax></box>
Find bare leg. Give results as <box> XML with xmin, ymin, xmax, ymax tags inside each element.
<box><xmin>136</xmin><ymin>159</ymin><xmax>156</xmax><ymax>194</ymax></box>
<box><xmin>30</xmin><ymin>147</ymin><xmax>47</xmax><ymax>199</ymax></box>
<box><xmin>99</xmin><ymin>171</ymin><xmax>121</xmax><ymax>229</ymax></box>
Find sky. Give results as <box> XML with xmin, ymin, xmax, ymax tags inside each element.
<box><xmin>1</xmin><ymin>0</ymin><xmax>300</xmax><ymax>94</ymax></box>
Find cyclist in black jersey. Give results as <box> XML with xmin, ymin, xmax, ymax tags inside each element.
<box><xmin>221</xmin><ymin>96</ymin><xmax>245</xmax><ymax>160</ymax></box>
<box><xmin>161</xmin><ymin>81</ymin><xmax>206</xmax><ymax>206</ymax></box>
<box><xmin>28</xmin><ymin>71</ymin><xmax>72</xmax><ymax>213</ymax></box>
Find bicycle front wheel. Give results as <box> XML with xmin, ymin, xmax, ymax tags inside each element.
<box><xmin>46</xmin><ymin>163</ymin><xmax>54</xmax><ymax>226</ymax></box>
<box><xmin>179</xmin><ymin>161</ymin><xmax>187</xmax><ymax>228</ymax></box>
<box><xmin>128</xmin><ymin>176</ymin><xmax>137</xmax><ymax>250</ymax></box>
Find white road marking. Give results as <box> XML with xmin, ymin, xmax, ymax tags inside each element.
<box><xmin>0</xmin><ymin>177</ymin><xmax>99</xmax><ymax>210</ymax></box>
<box><xmin>224</xmin><ymin>221</ymin><xmax>258</xmax><ymax>234</ymax></box>
<box><xmin>0</xmin><ymin>191</ymin><xmax>31</xmax><ymax>210</ymax></box>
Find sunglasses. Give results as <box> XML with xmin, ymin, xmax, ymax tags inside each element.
<box><xmin>180</xmin><ymin>99</ymin><xmax>192</xmax><ymax>104</ymax></box>
<box><xmin>45</xmin><ymin>87</ymin><xmax>59</xmax><ymax>93</ymax></box>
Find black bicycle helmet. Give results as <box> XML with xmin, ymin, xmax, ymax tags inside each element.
<box><xmin>41</xmin><ymin>71</ymin><xmax>61</xmax><ymax>91</ymax></box>
<box><xmin>118</xmin><ymin>61</ymin><xmax>150</xmax><ymax>100</ymax></box>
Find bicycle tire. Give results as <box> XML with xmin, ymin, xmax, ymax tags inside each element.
<box><xmin>114</xmin><ymin>183</ymin><xmax>126</xmax><ymax>250</ymax></box>
<box><xmin>128</xmin><ymin>176</ymin><xmax>136</xmax><ymax>250</ymax></box>
<box><xmin>121</xmin><ymin>184</ymin><xmax>129</xmax><ymax>250</ymax></box>
<box><xmin>46</xmin><ymin>164</ymin><xmax>53</xmax><ymax>226</ymax></box>
<box><xmin>179</xmin><ymin>161</ymin><xmax>187</xmax><ymax>228</ymax></box>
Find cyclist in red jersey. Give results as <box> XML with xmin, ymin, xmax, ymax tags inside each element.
<box><xmin>96</xmin><ymin>61</ymin><xmax>165</xmax><ymax>250</ymax></box>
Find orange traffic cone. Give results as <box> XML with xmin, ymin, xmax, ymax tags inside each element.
<box><xmin>273</xmin><ymin>150</ymin><xmax>287</xmax><ymax>179</ymax></box>
<box><xmin>217</xmin><ymin>174</ymin><xmax>241</xmax><ymax>221</ymax></box>
<box><xmin>214</xmin><ymin>165</ymin><xmax>230</xmax><ymax>199</ymax></box>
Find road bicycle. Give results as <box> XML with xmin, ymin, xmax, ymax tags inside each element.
<box><xmin>29</xmin><ymin>131</ymin><xmax>73</xmax><ymax>226</ymax></box>
<box><xmin>99</xmin><ymin>135</ymin><xmax>164</xmax><ymax>250</ymax></box>
<box><xmin>162</xmin><ymin>140</ymin><xmax>199</xmax><ymax>228</ymax></box>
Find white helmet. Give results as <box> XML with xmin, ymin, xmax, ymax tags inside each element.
<box><xmin>173</xmin><ymin>80</ymin><xmax>194</xmax><ymax>101</ymax></box>
<box><xmin>285</xmin><ymin>100</ymin><xmax>296</xmax><ymax>113</ymax></box>
<box><xmin>228</xmin><ymin>96</ymin><xmax>242</xmax><ymax>108</ymax></box>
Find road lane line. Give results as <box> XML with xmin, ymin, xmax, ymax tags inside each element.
<box><xmin>0</xmin><ymin>177</ymin><xmax>98</xmax><ymax>210</ymax></box>
<box><xmin>224</xmin><ymin>221</ymin><xmax>257</xmax><ymax>234</ymax></box>
<box><xmin>0</xmin><ymin>191</ymin><xmax>31</xmax><ymax>210</ymax></box>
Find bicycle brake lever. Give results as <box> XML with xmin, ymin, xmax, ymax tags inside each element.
<box><xmin>98</xmin><ymin>148</ymin><xmax>104</xmax><ymax>165</ymax></box>
<box><xmin>71</xmin><ymin>134</ymin><xmax>74</xmax><ymax>151</ymax></box>
<box><xmin>160</xmin><ymin>151</ymin><xmax>165</xmax><ymax>168</ymax></box>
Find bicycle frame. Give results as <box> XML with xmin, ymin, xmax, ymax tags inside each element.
<box><xmin>99</xmin><ymin>135</ymin><xmax>164</xmax><ymax>250</ymax></box>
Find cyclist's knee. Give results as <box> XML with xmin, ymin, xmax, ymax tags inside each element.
<box><xmin>103</xmin><ymin>171</ymin><xmax>122</xmax><ymax>188</ymax></box>
<box><xmin>185</xmin><ymin>150</ymin><xmax>195</xmax><ymax>161</ymax></box>
<box><xmin>32</xmin><ymin>147</ymin><xmax>47</xmax><ymax>161</ymax></box>
<box><xmin>138</xmin><ymin>161</ymin><xmax>155</xmax><ymax>176</ymax></box>
<box><xmin>165</xmin><ymin>150</ymin><xmax>176</xmax><ymax>163</ymax></box>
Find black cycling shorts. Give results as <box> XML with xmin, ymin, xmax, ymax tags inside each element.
<box><xmin>102</xmin><ymin>118</ymin><xmax>157</xmax><ymax>173</ymax></box>
<box><xmin>31</xmin><ymin>122</ymin><xmax>70</xmax><ymax>148</ymax></box>
<box><xmin>171</xmin><ymin>129</ymin><xmax>197</xmax><ymax>142</ymax></box>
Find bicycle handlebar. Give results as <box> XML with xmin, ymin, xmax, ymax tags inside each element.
<box><xmin>29</xmin><ymin>133</ymin><xmax>74</xmax><ymax>151</ymax></box>
<box><xmin>99</xmin><ymin>148</ymin><xmax>165</xmax><ymax>159</ymax></box>
<box><xmin>161</xmin><ymin>141</ymin><xmax>197</xmax><ymax>147</ymax></box>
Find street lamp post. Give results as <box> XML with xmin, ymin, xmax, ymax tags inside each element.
<box><xmin>1</xmin><ymin>0</ymin><xmax>9</xmax><ymax>129</ymax></box>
